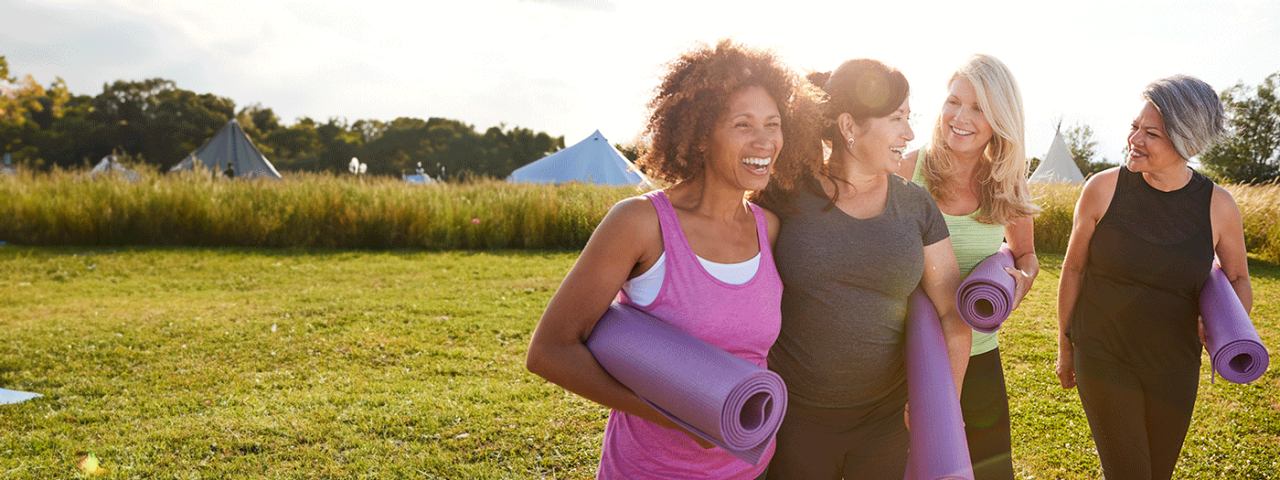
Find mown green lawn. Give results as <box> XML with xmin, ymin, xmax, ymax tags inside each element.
<box><xmin>0</xmin><ymin>247</ymin><xmax>1276</xmax><ymax>479</ymax></box>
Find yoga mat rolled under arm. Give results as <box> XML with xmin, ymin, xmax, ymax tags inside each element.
<box><xmin>1200</xmin><ymin>264</ymin><xmax>1269</xmax><ymax>384</ymax></box>
<box><xmin>955</xmin><ymin>243</ymin><xmax>1016</xmax><ymax>333</ymax></box>
<box><xmin>904</xmin><ymin>287</ymin><xmax>974</xmax><ymax>480</ymax></box>
<box><xmin>584</xmin><ymin>302</ymin><xmax>787</xmax><ymax>465</ymax></box>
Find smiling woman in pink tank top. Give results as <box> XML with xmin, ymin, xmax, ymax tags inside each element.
<box><xmin>526</xmin><ymin>39</ymin><xmax>821</xmax><ymax>480</ymax></box>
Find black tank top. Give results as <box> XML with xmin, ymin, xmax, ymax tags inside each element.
<box><xmin>1070</xmin><ymin>166</ymin><xmax>1215</xmax><ymax>372</ymax></box>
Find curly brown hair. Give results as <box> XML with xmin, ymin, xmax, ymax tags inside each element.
<box><xmin>639</xmin><ymin>39</ymin><xmax>822</xmax><ymax>195</ymax></box>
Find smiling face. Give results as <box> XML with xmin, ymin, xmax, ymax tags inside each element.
<box><xmin>705</xmin><ymin>85</ymin><xmax>783</xmax><ymax>192</ymax></box>
<box><xmin>941</xmin><ymin>76</ymin><xmax>994</xmax><ymax>157</ymax></box>
<box><xmin>1127</xmin><ymin>100</ymin><xmax>1184</xmax><ymax>174</ymax></box>
<box><xmin>849</xmin><ymin>97</ymin><xmax>914</xmax><ymax>174</ymax></box>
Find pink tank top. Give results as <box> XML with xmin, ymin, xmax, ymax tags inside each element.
<box><xmin>597</xmin><ymin>190</ymin><xmax>784</xmax><ymax>480</ymax></box>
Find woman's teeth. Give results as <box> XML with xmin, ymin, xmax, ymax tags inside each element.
<box><xmin>951</xmin><ymin>126</ymin><xmax>974</xmax><ymax>136</ymax></box>
<box><xmin>743</xmin><ymin>157</ymin><xmax>770</xmax><ymax>171</ymax></box>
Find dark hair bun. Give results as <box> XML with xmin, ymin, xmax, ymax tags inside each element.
<box><xmin>806</xmin><ymin>71</ymin><xmax>832</xmax><ymax>90</ymax></box>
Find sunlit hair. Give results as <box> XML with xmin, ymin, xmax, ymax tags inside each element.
<box><xmin>640</xmin><ymin>39</ymin><xmax>821</xmax><ymax>192</ymax></box>
<box><xmin>920</xmin><ymin>54</ymin><xmax>1039</xmax><ymax>225</ymax></box>
<box><xmin>755</xmin><ymin>59</ymin><xmax>907</xmax><ymax>210</ymax></box>
<box><xmin>1143</xmin><ymin>75</ymin><xmax>1226</xmax><ymax>160</ymax></box>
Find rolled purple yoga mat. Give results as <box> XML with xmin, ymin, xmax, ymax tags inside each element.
<box><xmin>955</xmin><ymin>243</ymin><xmax>1016</xmax><ymax>333</ymax></box>
<box><xmin>904</xmin><ymin>288</ymin><xmax>973</xmax><ymax>480</ymax></box>
<box><xmin>584</xmin><ymin>302</ymin><xmax>787</xmax><ymax>465</ymax></box>
<box><xmin>1200</xmin><ymin>264</ymin><xmax>1269</xmax><ymax>384</ymax></box>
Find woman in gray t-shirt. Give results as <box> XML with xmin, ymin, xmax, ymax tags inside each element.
<box><xmin>753</xmin><ymin>58</ymin><xmax>970</xmax><ymax>480</ymax></box>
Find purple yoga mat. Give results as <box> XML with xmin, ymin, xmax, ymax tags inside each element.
<box><xmin>904</xmin><ymin>287</ymin><xmax>974</xmax><ymax>480</ymax></box>
<box><xmin>1200</xmin><ymin>264</ymin><xmax>1269</xmax><ymax>384</ymax></box>
<box><xmin>955</xmin><ymin>243</ymin><xmax>1016</xmax><ymax>333</ymax></box>
<box><xmin>584</xmin><ymin>302</ymin><xmax>787</xmax><ymax>465</ymax></box>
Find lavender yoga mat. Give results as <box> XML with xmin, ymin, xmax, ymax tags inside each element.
<box><xmin>955</xmin><ymin>243</ymin><xmax>1016</xmax><ymax>333</ymax></box>
<box><xmin>584</xmin><ymin>302</ymin><xmax>787</xmax><ymax>465</ymax></box>
<box><xmin>1200</xmin><ymin>264</ymin><xmax>1269</xmax><ymax>384</ymax></box>
<box><xmin>904</xmin><ymin>288</ymin><xmax>974</xmax><ymax>480</ymax></box>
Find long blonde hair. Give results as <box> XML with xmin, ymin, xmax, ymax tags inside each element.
<box><xmin>920</xmin><ymin>54</ymin><xmax>1039</xmax><ymax>225</ymax></box>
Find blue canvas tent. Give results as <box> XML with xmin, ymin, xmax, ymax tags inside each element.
<box><xmin>507</xmin><ymin>130</ymin><xmax>651</xmax><ymax>187</ymax></box>
<box><xmin>169</xmin><ymin>119</ymin><xmax>282</xmax><ymax>179</ymax></box>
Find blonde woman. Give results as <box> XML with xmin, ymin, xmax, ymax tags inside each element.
<box><xmin>896</xmin><ymin>54</ymin><xmax>1039</xmax><ymax>480</ymax></box>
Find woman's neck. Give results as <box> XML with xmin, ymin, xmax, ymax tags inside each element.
<box><xmin>666</xmin><ymin>177</ymin><xmax>748</xmax><ymax>223</ymax></box>
<box><xmin>947</xmin><ymin>148</ymin><xmax>983</xmax><ymax>183</ymax></box>
<box><xmin>1141</xmin><ymin>163</ymin><xmax>1193</xmax><ymax>192</ymax></box>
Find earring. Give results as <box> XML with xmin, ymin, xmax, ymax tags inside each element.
<box><xmin>846</xmin><ymin>138</ymin><xmax>855</xmax><ymax>150</ymax></box>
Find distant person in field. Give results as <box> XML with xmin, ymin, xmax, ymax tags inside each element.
<box><xmin>1056</xmin><ymin>74</ymin><xmax>1252</xmax><ymax>480</ymax></box>
<box><xmin>525</xmin><ymin>39</ymin><xmax>820</xmax><ymax>480</ymax></box>
<box><xmin>895</xmin><ymin>54</ymin><xmax>1040</xmax><ymax>480</ymax></box>
<box><xmin>751</xmin><ymin>58</ymin><xmax>969</xmax><ymax>480</ymax></box>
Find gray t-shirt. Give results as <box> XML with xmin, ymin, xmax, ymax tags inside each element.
<box><xmin>770</xmin><ymin>175</ymin><xmax>949</xmax><ymax>408</ymax></box>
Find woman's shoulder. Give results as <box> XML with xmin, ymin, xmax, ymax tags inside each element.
<box><xmin>1082</xmin><ymin>166</ymin><xmax>1121</xmax><ymax>193</ymax></box>
<box><xmin>896</xmin><ymin>149</ymin><xmax>921</xmax><ymax>181</ymax></box>
<box><xmin>892</xmin><ymin>173</ymin><xmax>933</xmax><ymax>200</ymax></box>
<box><xmin>600</xmin><ymin>194</ymin><xmax>662</xmax><ymax>236</ymax></box>
<box><xmin>1209</xmin><ymin>183</ymin><xmax>1242</xmax><ymax>222</ymax></box>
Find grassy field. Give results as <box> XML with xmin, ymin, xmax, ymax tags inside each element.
<box><xmin>0</xmin><ymin>247</ymin><xmax>1277</xmax><ymax>479</ymax></box>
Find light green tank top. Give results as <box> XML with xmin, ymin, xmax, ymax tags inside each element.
<box><xmin>912</xmin><ymin>150</ymin><xmax>1006</xmax><ymax>356</ymax></box>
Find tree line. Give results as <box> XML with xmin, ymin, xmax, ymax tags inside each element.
<box><xmin>3</xmin><ymin>57</ymin><xmax>1275</xmax><ymax>183</ymax></box>
<box><xmin>0</xmin><ymin>56</ymin><xmax>565</xmax><ymax>180</ymax></box>
<box><xmin>1032</xmin><ymin>73</ymin><xmax>1280</xmax><ymax>184</ymax></box>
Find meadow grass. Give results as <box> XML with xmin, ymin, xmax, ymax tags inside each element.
<box><xmin>0</xmin><ymin>247</ymin><xmax>1277</xmax><ymax>479</ymax></box>
<box><xmin>0</xmin><ymin>170</ymin><xmax>636</xmax><ymax>250</ymax></box>
<box><xmin>4</xmin><ymin>171</ymin><xmax>1280</xmax><ymax>262</ymax></box>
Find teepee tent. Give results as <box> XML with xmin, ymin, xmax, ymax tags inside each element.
<box><xmin>169</xmin><ymin>119</ymin><xmax>282</xmax><ymax>179</ymax></box>
<box><xmin>507</xmin><ymin>130</ymin><xmax>651</xmax><ymax>187</ymax></box>
<box><xmin>1029</xmin><ymin>131</ymin><xmax>1085</xmax><ymax>183</ymax></box>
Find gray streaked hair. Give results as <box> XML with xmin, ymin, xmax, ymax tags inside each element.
<box><xmin>1142</xmin><ymin>75</ymin><xmax>1226</xmax><ymax>159</ymax></box>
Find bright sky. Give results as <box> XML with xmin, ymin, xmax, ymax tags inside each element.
<box><xmin>3</xmin><ymin>0</ymin><xmax>1278</xmax><ymax>164</ymax></box>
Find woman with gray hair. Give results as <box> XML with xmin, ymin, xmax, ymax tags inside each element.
<box><xmin>1055</xmin><ymin>75</ymin><xmax>1252</xmax><ymax>479</ymax></box>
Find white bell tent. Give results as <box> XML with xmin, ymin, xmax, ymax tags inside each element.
<box><xmin>89</xmin><ymin>155</ymin><xmax>141</xmax><ymax>182</ymax></box>
<box><xmin>507</xmin><ymin>130</ymin><xmax>651</xmax><ymax>187</ymax></box>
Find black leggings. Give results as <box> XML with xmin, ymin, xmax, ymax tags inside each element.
<box><xmin>1074</xmin><ymin>348</ymin><xmax>1199</xmax><ymax>480</ymax></box>
<box><xmin>766</xmin><ymin>383</ymin><xmax>909</xmax><ymax>480</ymax></box>
<box><xmin>961</xmin><ymin>348</ymin><xmax>1014</xmax><ymax>480</ymax></box>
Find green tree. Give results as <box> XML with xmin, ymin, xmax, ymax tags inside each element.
<box><xmin>1061</xmin><ymin>121</ymin><xmax>1115</xmax><ymax>176</ymax></box>
<box><xmin>316</xmin><ymin>117</ymin><xmax>363</xmax><ymax>173</ymax></box>
<box><xmin>0</xmin><ymin>59</ymin><xmax>85</xmax><ymax>168</ymax></box>
<box><xmin>85</xmin><ymin>79</ymin><xmax>236</xmax><ymax>170</ymax></box>
<box><xmin>1200</xmin><ymin>72</ymin><xmax>1280</xmax><ymax>184</ymax></box>
<box><xmin>265</xmin><ymin>117</ymin><xmax>323</xmax><ymax>171</ymax></box>
<box><xmin>236</xmin><ymin>103</ymin><xmax>281</xmax><ymax>159</ymax></box>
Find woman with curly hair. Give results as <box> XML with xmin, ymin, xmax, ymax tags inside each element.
<box><xmin>754</xmin><ymin>59</ymin><xmax>969</xmax><ymax>480</ymax></box>
<box><xmin>526</xmin><ymin>39</ymin><xmax>820</xmax><ymax>480</ymax></box>
<box><xmin>895</xmin><ymin>54</ymin><xmax>1040</xmax><ymax>480</ymax></box>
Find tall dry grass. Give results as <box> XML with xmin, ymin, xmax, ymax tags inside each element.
<box><xmin>1032</xmin><ymin>181</ymin><xmax>1280</xmax><ymax>262</ymax></box>
<box><xmin>2</xmin><ymin>170</ymin><xmax>1277</xmax><ymax>261</ymax></box>
<box><xmin>0</xmin><ymin>169</ymin><xmax>639</xmax><ymax>250</ymax></box>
